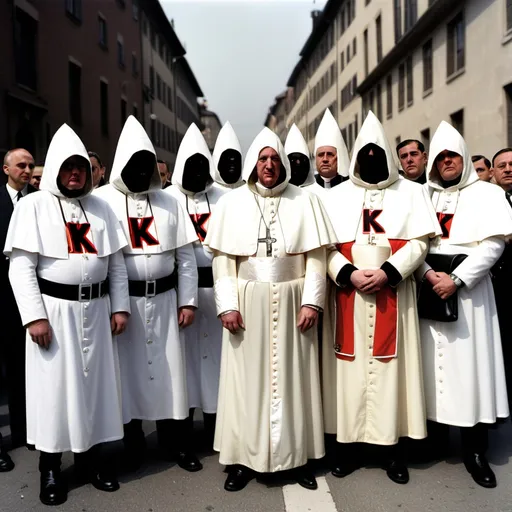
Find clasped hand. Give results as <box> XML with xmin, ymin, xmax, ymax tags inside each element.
<box><xmin>425</xmin><ymin>270</ymin><xmax>457</xmax><ymax>299</ymax></box>
<box><xmin>350</xmin><ymin>269</ymin><xmax>388</xmax><ymax>294</ymax></box>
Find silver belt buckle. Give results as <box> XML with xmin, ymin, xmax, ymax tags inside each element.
<box><xmin>79</xmin><ymin>283</ymin><xmax>93</xmax><ymax>302</ymax></box>
<box><xmin>145</xmin><ymin>280</ymin><xmax>156</xmax><ymax>297</ymax></box>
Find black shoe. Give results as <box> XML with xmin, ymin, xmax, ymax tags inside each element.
<box><xmin>90</xmin><ymin>470</ymin><xmax>120</xmax><ymax>492</ymax></box>
<box><xmin>224</xmin><ymin>466</ymin><xmax>253</xmax><ymax>492</ymax></box>
<box><xmin>385</xmin><ymin>460</ymin><xmax>409</xmax><ymax>484</ymax></box>
<box><xmin>0</xmin><ymin>451</ymin><xmax>14</xmax><ymax>472</ymax></box>
<box><xmin>176</xmin><ymin>451</ymin><xmax>203</xmax><ymax>472</ymax></box>
<box><xmin>464</xmin><ymin>453</ymin><xmax>496</xmax><ymax>488</ymax></box>
<box><xmin>39</xmin><ymin>470</ymin><xmax>67</xmax><ymax>506</ymax></box>
<box><xmin>331</xmin><ymin>460</ymin><xmax>358</xmax><ymax>478</ymax></box>
<box><xmin>292</xmin><ymin>466</ymin><xmax>317</xmax><ymax>490</ymax></box>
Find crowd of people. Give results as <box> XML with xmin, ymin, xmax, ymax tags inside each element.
<box><xmin>1</xmin><ymin>109</ymin><xmax>512</xmax><ymax>507</ymax></box>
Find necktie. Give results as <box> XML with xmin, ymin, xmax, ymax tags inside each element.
<box><xmin>16</xmin><ymin>191</ymin><xmax>23</xmax><ymax>203</ymax></box>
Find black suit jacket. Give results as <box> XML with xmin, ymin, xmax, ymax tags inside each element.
<box><xmin>0</xmin><ymin>184</ymin><xmax>37</xmax><ymax>323</ymax></box>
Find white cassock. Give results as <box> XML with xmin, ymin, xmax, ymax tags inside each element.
<box><xmin>95</xmin><ymin>116</ymin><xmax>198</xmax><ymax>422</ymax></box>
<box><xmin>204</xmin><ymin>128</ymin><xmax>338</xmax><ymax>473</ymax></box>
<box><xmin>166</xmin><ymin>122</ymin><xmax>226</xmax><ymax>413</ymax></box>
<box><xmin>418</xmin><ymin>121</ymin><xmax>512</xmax><ymax>426</ymax></box>
<box><xmin>322</xmin><ymin>112</ymin><xmax>441</xmax><ymax>445</ymax></box>
<box><xmin>4</xmin><ymin>124</ymin><xmax>129</xmax><ymax>453</ymax></box>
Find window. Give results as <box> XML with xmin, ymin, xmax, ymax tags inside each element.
<box><xmin>353</xmin><ymin>37</ymin><xmax>357</xmax><ymax>55</ymax></box>
<box><xmin>386</xmin><ymin>74</ymin><xmax>392</xmax><ymax>119</ymax></box>
<box><xmin>98</xmin><ymin>15</ymin><xmax>107</xmax><ymax>48</ymax></box>
<box><xmin>340</xmin><ymin>51</ymin><xmax>345</xmax><ymax>71</ymax></box>
<box><xmin>376</xmin><ymin>15</ymin><xmax>383</xmax><ymax>63</ymax></box>
<box><xmin>68</xmin><ymin>61</ymin><xmax>82</xmax><ymax>125</ymax></box>
<box><xmin>149</xmin><ymin>65</ymin><xmax>155</xmax><ymax>93</ymax></box>
<box><xmin>132</xmin><ymin>0</ymin><xmax>139</xmax><ymax>20</ymax></box>
<box><xmin>420</xmin><ymin>128</ymin><xmax>430</xmax><ymax>150</ymax></box>
<box><xmin>132</xmin><ymin>52</ymin><xmax>138</xmax><ymax>76</ymax></box>
<box><xmin>404</xmin><ymin>0</ymin><xmax>418</xmax><ymax>32</ymax></box>
<box><xmin>422</xmin><ymin>39</ymin><xmax>433</xmax><ymax>92</ymax></box>
<box><xmin>66</xmin><ymin>0</ymin><xmax>82</xmax><ymax>22</ymax></box>
<box><xmin>150</xmin><ymin>117</ymin><xmax>156</xmax><ymax>142</ymax></box>
<box><xmin>167</xmin><ymin>85</ymin><xmax>173</xmax><ymax>110</ymax></box>
<box><xmin>406</xmin><ymin>55</ymin><xmax>413</xmax><ymax>105</ymax></box>
<box><xmin>508</xmin><ymin>0</ymin><xmax>512</xmax><ymax>32</ymax></box>
<box><xmin>14</xmin><ymin>7</ymin><xmax>38</xmax><ymax>90</ymax></box>
<box><xmin>347</xmin><ymin>44</ymin><xmax>351</xmax><ymax>63</ymax></box>
<box><xmin>450</xmin><ymin>109</ymin><xmax>464</xmax><ymax>136</ymax></box>
<box><xmin>395</xmin><ymin>136</ymin><xmax>401</xmax><ymax>147</ymax></box>
<box><xmin>100</xmin><ymin>81</ymin><xmax>108</xmax><ymax>136</ymax></box>
<box><xmin>121</xmin><ymin>98</ymin><xmax>128</xmax><ymax>127</ymax></box>
<box><xmin>156</xmin><ymin>74</ymin><xmax>161</xmax><ymax>101</ymax></box>
<box><xmin>398</xmin><ymin>63</ymin><xmax>405</xmax><ymax>110</ymax></box>
<box><xmin>117</xmin><ymin>37</ymin><xmax>125</xmax><ymax>68</ymax></box>
<box><xmin>394</xmin><ymin>0</ymin><xmax>402</xmax><ymax>42</ymax></box>
<box><xmin>376</xmin><ymin>83</ymin><xmax>382</xmax><ymax>120</ymax></box>
<box><xmin>505</xmin><ymin>83</ymin><xmax>512</xmax><ymax>146</ymax></box>
<box><xmin>363</xmin><ymin>29</ymin><xmax>369</xmax><ymax>76</ymax></box>
<box><xmin>447</xmin><ymin>12</ymin><xmax>465</xmax><ymax>77</ymax></box>
<box><xmin>150</xmin><ymin>26</ymin><xmax>156</xmax><ymax>49</ymax></box>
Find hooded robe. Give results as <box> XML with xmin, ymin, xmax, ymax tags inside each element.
<box><xmin>212</xmin><ymin>121</ymin><xmax>244</xmax><ymax>190</ymax></box>
<box><xmin>322</xmin><ymin>112</ymin><xmax>440</xmax><ymax>445</ymax></box>
<box><xmin>419</xmin><ymin>121</ymin><xmax>512</xmax><ymax>426</ymax></box>
<box><xmin>4</xmin><ymin>124</ymin><xmax>130</xmax><ymax>453</ymax></box>
<box><xmin>313</xmin><ymin>109</ymin><xmax>350</xmax><ymax>192</ymax></box>
<box><xmin>166</xmin><ymin>123</ymin><xmax>225</xmax><ymax>414</ymax></box>
<box><xmin>95</xmin><ymin>116</ymin><xmax>198</xmax><ymax>422</ymax></box>
<box><xmin>284</xmin><ymin>124</ymin><xmax>316</xmax><ymax>189</ymax></box>
<box><xmin>204</xmin><ymin>127</ymin><xmax>337</xmax><ymax>473</ymax></box>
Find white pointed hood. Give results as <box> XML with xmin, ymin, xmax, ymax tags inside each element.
<box><xmin>40</xmin><ymin>123</ymin><xmax>92</xmax><ymax>199</ymax></box>
<box><xmin>109</xmin><ymin>115</ymin><xmax>160</xmax><ymax>195</ymax></box>
<box><xmin>172</xmin><ymin>123</ymin><xmax>214</xmax><ymax>195</ymax></box>
<box><xmin>284</xmin><ymin>124</ymin><xmax>315</xmax><ymax>187</ymax></box>
<box><xmin>348</xmin><ymin>111</ymin><xmax>399</xmax><ymax>190</ymax></box>
<box><xmin>314</xmin><ymin>109</ymin><xmax>350</xmax><ymax>177</ymax></box>
<box><xmin>426</xmin><ymin>121</ymin><xmax>478</xmax><ymax>192</ymax></box>
<box><xmin>212</xmin><ymin>121</ymin><xmax>243</xmax><ymax>188</ymax></box>
<box><xmin>242</xmin><ymin>127</ymin><xmax>290</xmax><ymax>192</ymax></box>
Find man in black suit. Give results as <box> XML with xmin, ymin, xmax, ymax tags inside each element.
<box><xmin>0</xmin><ymin>148</ymin><xmax>36</xmax><ymax>470</ymax></box>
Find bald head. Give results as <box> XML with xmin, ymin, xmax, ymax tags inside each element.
<box><xmin>3</xmin><ymin>148</ymin><xmax>35</xmax><ymax>191</ymax></box>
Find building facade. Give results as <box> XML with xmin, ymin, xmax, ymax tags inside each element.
<box><xmin>200</xmin><ymin>102</ymin><xmax>222</xmax><ymax>151</ymax></box>
<box><xmin>0</xmin><ymin>0</ymin><xmax>143</xmax><ymax>170</ymax></box>
<box><xmin>271</xmin><ymin>0</ymin><xmax>512</xmax><ymax>161</ymax></box>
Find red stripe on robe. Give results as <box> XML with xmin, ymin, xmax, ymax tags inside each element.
<box><xmin>335</xmin><ymin>239</ymin><xmax>407</xmax><ymax>361</ymax></box>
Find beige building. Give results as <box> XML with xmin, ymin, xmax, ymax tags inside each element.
<box><xmin>140</xmin><ymin>0</ymin><xmax>203</xmax><ymax>167</ymax></box>
<box><xmin>272</xmin><ymin>0</ymin><xmax>512</xmax><ymax>161</ymax></box>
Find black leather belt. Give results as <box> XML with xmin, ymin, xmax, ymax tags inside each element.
<box><xmin>198</xmin><ymin>267</ymin><xmax>213</xmax><ymax>288</ymax></box>
<box><xmin>38</xmin><ymin>277</ymin><xmax>109</xmax><ymax>302</ymax></box>
<box><xmin>128</xmin><ymin>270</ymin><xmax>177</xmax><ymax>297</ymax></box>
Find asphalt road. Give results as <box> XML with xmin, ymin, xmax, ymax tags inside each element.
<box><xmin>1</xmin><ymin>408</ymin><xmax>512</xmax><ymax>512</ymax></box>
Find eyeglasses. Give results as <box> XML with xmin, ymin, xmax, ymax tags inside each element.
<box><xmin>16</xmin><ymin>162</ymin><xmax>35</xmax><ymax>170</ymax></box>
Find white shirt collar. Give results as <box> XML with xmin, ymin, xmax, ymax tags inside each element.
<box><xmin>6</xmin><ymin>183</ymin><xmax>28</xmax><ymax>204</ymax></box>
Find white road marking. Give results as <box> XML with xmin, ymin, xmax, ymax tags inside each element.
<box><xmin>282</xmin><ymin>476</ymin><xmax>338</xmax><ymax>512</ymax></box>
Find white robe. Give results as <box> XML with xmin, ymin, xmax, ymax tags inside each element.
<box><xmin>212</xmin><ymin>191</ymin><xmax>327</xmax><ymax>473</ymax></box>
<box><xmin>8</xmin><ymin>198</ymin><xmax>129</xmax><ymax>453</ymax></box>
<box><xmin>166</xmin><ymin>184</ymin><xmax>225</xmax><ymax>413</ymax></box>
<box><xmin>97</xmin><ymin>192</ymin><xmax>198</xmax><ymax>422</ymax></box>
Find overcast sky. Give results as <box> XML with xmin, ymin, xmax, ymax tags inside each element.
<box><xmin>162</xmin><ymin>0</ymin><xmax>327</xmax><ymax>151</ymax></box>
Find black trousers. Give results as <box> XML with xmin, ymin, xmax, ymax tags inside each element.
<box><xmin>427</xmin><ymin>420</ymin><xmax>489</xmax><ymax>456</ymax></box>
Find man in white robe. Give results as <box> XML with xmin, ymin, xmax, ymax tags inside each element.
<box><xmin>313</xmin><ymin>109</ymin><xmax>350</xmax><ymax>192</ymax></box>
<box><xmin>322</xmin><ymin>112</ymin><xmax>440</xmax><ymax>484</ymax></box>
<box><xmin>204</xmin><ymin>127</ymin><xmax>337</xmax><ymax>492</ymax></box>
<box><xmin>166</xmin><ymin>123</ymin><xmax>225</xmax><ymax>450</ymax></box>
<box><xmin>418</xmin><ymin>122</ymin><xmax>512</xmax><ymax>488</ymax></box>
<box><xmin>5</xmin><ymin>124</ymin><xmax>130</xmax><ymax>506</ymax></box>
<box><xmin>95</xmin><ymin>116</ymin><xmax>200</xmax><ymax>472</ymax></box>
<box><xmin>212</xmin><ymin>121</ymin><xmax>244</xmax><ymax>190</ymax></box>
<box><xmin>284</xmin><ymin>124</ymin><xmax>316</xmax><ymax>190</ymax></box>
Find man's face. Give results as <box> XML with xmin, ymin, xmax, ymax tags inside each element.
<box><xmin>59</xmin><ymin>156</ymin><xmax>88</xmax><ymax>190</ymax></box>
<box><xmin>30</xmin><ymin>167</ymin><xmax>43</xmax><ymax>189</ymax></box>
<box><xmin>182</xmin><ymin>153</ymin><xmax>210</xmax><ymax>193</ymax></box>
<box><xmin>158</xmin><ymin>162</ymin><xmax>170</xmax><ymax>187</ymax></box>
<box><xmin>256</xmin><ymin>147</ymin><xmax>281</xmax><ymax>188</ymax></box>
<box><xmin>473</xmin><ymin>158</ymin><xmax>492</xmax><ymax>182</ymax></box>
<box><xmin>288</xmin><ymin>152</ymin><xmax>310</xmax><ymax>186</ymax></box>
<box><xmin>491</xmin><ymin>151</ymin><xmax>512</xmax><ymax>190</ymax></box>
<box><xmin>398</xmin><ymin>142</ymin><xmax>427</xmax><ymax>181</ymax></box>
<box><xmin>315</xmin><ymin>146</ymin><xmax>338</xmax><ymax>179</ymax></box>
<box><xmin>435</xmin><ymin>150</ymin><xmax>464</xmax><ymax>182</ymax></box>
<box><xmin>218</xmin><ymin>149</ymin><xmax>242</xmax><ymax>184</ymax></box>
<box><xmin>3</xmin><ymin>149</ymin><xmax>35</xmax><ymax>188</ymax></box>
<box><xmin>90</xmin><ymin>157</ymin><xmax>105</xmax><ymax>188</ymax></box>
